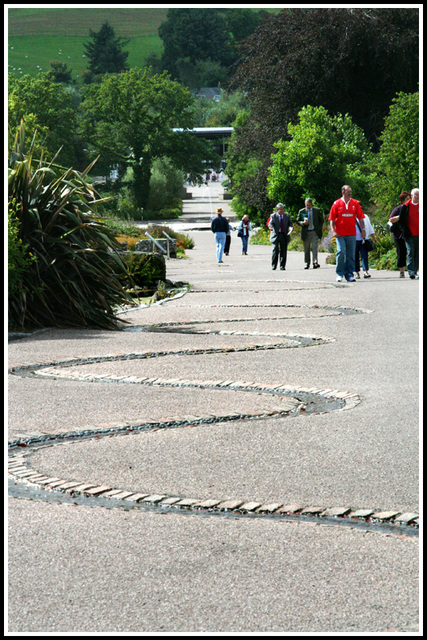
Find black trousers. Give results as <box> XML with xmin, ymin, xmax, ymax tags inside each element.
<box><xmin>271</xmin><ymin>234</ymin><xmax>288</xmax><ymax>269</ymax></box>
<box><xmin>393</xmin><ymin>237</ymin><xmax>407</xmax><ymax>269</ymax></box>
<box><xmin>224</xmin><ymin>235</ymin><xmax>231</xmax><ymax>254</ymax></box>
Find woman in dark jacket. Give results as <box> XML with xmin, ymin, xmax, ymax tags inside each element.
<box><xmin>389</xmin><ymin>191</ymin><xmax>411</xmax><ymax>278</ymax></box>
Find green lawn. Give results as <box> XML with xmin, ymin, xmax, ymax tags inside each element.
<box><xmin>8</xmin><ymin>35</ymin><xmax>164</xmax><ymax>80</ymax></box>
<box><xmin>7</xmin><ymin>7</ymin><xmax>167</xmax><ymax>80</ymax></box>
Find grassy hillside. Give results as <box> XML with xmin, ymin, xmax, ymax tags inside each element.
<box><xmin>8</xmin><ymin>7</ymin><xmax>282</xmax><ymax>81</ymax></box>
<box><xmin>7</xmin><ymin>7</ymin><xmax>168</xmax><ymax>80</ymax></box>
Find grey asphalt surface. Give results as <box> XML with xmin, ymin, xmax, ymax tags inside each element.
<box><xmin>8</xmin><ymin>181</ymin><xmax>420</xmax><ymax>633</ymax></box>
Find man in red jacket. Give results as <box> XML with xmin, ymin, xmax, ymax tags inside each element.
<box><xmin>329</xmin><ymin>185</ymin><xmax>366</xmax><ymax>282</ymax></box>
<box><xmin>397</xmin><ymin>188</ymin><xmax>419</xmax><ymax>279</ymax></box>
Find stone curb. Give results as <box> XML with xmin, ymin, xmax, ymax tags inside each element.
<box><xmin>8</xmin><ymin>449</ymin><xmax>418</xmax><ymax>530</ymax></box>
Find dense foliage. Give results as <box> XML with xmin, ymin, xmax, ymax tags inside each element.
<box><xmin>267</xmin><ymin>106</ymin><xmax>372</xmax><ymax>217</ymax></box>
<box><xmin>227</xmin><ymin>8</ymin><xmax>419</xmax><ymax>221</ymax></box>
<box><xmin>8</xmin><ymin>124</ymin><xmax>132</xmax><ymax>330</ymax></box>
<box><xmin>157</xmin><ymin>8</ymin><xmax>269</xmax><ymax>88</ymax></box>
<box><xmin>8</xmin><ymin>73</ymin><xmax>78</xmax><ymax>167</ymax></box>
<box><xmin>369</xmin><ymin>91</ymin><xmax>419</xmax><ymax>221</ymax></box>
<box><xmin>79</xmin><ymin>67</ymin><xmax>207</xmax><ymax>210</ymax></box>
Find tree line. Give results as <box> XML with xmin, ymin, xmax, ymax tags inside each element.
<box><xmin>8</xmin><ymin>8</ymin><xmax>419</xmax><ymax>222</ymax></box>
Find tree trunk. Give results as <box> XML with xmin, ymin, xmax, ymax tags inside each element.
<box><xmin>132</xmin><ymin>159</ymin><xmax>151</xmax><ymax>211</ymax></box>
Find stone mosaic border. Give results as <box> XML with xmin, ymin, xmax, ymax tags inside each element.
<box><xmin>8</xmin><ymin>448</ymin><xmax>418</xmax><ymax>531</ymax></box>
<box><xmin>10</xmin><ymin>303</ymin><xmax>416</xmax><ymax>532</ymax></box>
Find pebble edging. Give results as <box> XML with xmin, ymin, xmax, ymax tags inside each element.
<box><xmin>8</xmin><ymin>451</ymin><xmax>418</xmax><ymax>530</ymax></box>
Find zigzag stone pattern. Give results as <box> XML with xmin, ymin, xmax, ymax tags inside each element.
<box><xmin>8</xmin><ymin>302</ymin><xmax>417</xmax><ymax>532</ymax></box>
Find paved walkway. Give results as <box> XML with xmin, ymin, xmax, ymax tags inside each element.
<box><xmin>8</xmin><ymin>181</ymin><xmax>419</xmax><ymax>633</ymax></box>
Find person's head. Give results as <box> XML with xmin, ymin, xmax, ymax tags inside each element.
<box><xmin>399</xmin><ymin>191</ymin><xmax>411</xmax><ymax>205</ymax></box>
<box><xmin>411</xmin><ymin>188</ymin><xmax>419</xmax><ymax>204</ymax></box>
<box><xmin>276</xmin><ymin>203</ymin><xmax>284</xmax><ymax>213</ymax></box>
<box><xmin>305</xmin><ymin>198</ymin><xmax>313</xmax><ymax>208</ymax></box>
<box><xmin>341</xmin><ymin>185</ymin><xmax>352</xmax><ymax>202</ymax></box>
<box><xmin>216</xmin><ymin>207</ymin><xmax>223</xmax><ymax>216</ymax></box>
<box><xmin>243</xmin><ymin>215</ymin><xmax>249</xmax><ymax>222</ymax></box>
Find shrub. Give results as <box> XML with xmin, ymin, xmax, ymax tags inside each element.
<box><xmin>121</xmin><ymin>252</ymin><xmax>166</xmax><ymax>291</ymax></box>
<box><xmin>8</xmin><ymin>122</ymin><xmax>132</xmax><ymax>329</ymax></box>
<box><xmin>8</xmin><ymin>202</ymin><xmax>37</xmax><ymax>300</ymax></box>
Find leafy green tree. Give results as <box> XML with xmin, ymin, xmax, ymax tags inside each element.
<box><xmin>158</xmin><ymin>9</ymin><xmax>234</xmax><ymax>86</ymax></box>
<box><xmin>369</xmin><ymin>91</ymin><xmax>419</xmax><ymax>220</ymax></box>
<box><xmin>47</xmin><ymin>60</ymin><xmax>75</xmax><ymax>85</ymax></box>
<box><xmin>267</xmin><ymin>106</ymin><xmax>372</xmax><ymax>216</ymax></box>
<box><xmin>80</xmin><ymin>67</ymin><xmax>207</xmax><ymax>209</ymax></box>
<box><xmin>223</xmin><ymin>9</ymin><xmax>269</xmax><ymax>44</ymax></box>
<box><xmin>83</xmin><ymin>20</ymin><xmax>129</xmax><ymax>84</ymax></box>
<box><xmin>8</xmin><ymin>73</ymin><xmax>77</xmax><ymax>166</ymax></box>
<box><xmin>193</xmin><ymin>91</ymin><xmax>247</xmax><ymax>127</ymax></box>
<box><xmin>226</xmin><ymin>111</ymin><xmax>276</xmax><ymax>223</ymax></box>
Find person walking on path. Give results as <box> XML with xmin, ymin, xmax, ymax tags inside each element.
<box><xmin>237</xmin><ymin>215</ymin><xmax>252</xmax><ymax>255</ymax></box>
<box><xmin>388</xmin><ymin>191</ymin><xmax>411</xmax><ymax>277</ymax></box>
<box><xmin>354</xmin><ymin>209</ymin><xmax>376</xmax><ymax>279</ymax></box>
<box><xmin>329</xmin><ymin>185</ymin><xmax>365</xmax><ymax>282</ymax></box>
<box><xmin>211</xmin><ymin>207</ymin><xmax>229</xmax><ymax>264</ymax></box>
<box><xmin>268</xmin><ymin>203</ymin><xmax>293</xmax><ymax>270</ymax></box>
<box><xmin>393</xmin><ymin>188</ymin><xmax>419</xmax><ymax>279</ymax></box>
<box><xmin>224</xmin><ymin>218</ymin><xmax>234</xmax><ymax>256</ymax></box>
<box><xmin>295</xmin><ymin>198</ymin><xmax>324</xmax><ymax>269</ymax></box>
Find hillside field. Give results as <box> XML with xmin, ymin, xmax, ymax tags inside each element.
<box><xmin>7</xmin><ymin>7</ymin><xmax>282</xmax><ymax>81</ymax></box>
<box><xmin>7</xmin><ymin>7</ymin><xmax>168</xmax><ymax>79</ymax></box>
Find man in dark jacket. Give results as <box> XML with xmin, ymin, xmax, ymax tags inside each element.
<box><xmin>268</xmin><ymin>203</ymin><xmax>293</xmax><ymax>270</ymax></box>
<box><xmin>296</xmin><ymin>198</ymin><xmax>324</xmax><ymax>269</ymax></box>
<box><xmin>211</xmin><ymin>207</ymin><xmax>229</xmax><ymax>264</ymax></box>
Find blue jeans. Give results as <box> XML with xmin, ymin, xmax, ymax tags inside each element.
<box><xmin>336</xmin><ymin>235</ymin><xmax>356</xmax><ymax>280</ymax></box>
<box><xmin>215</xmin><ymin>232</ymin><xmax>226</xmax><ymax>262</ymax></box>
<box><xmin>405</xmin><ymin>236</ymin><xmax>419</xmax><ymax>276</ymax></box>
<box><xmin>241</xmin><ymin>235</ymin><xmax>249</xmax><ymax>254</ymax></box>
<box><xmin>355</xmin><ymin>240</ymin><xmax>369</xmax><ymax>272</ymax></box>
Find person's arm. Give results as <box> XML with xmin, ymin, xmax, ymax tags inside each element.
<box><xmin>356</xmin><ymin>203</ymin><xmax>366</xmax><ymax>237</ymax></box>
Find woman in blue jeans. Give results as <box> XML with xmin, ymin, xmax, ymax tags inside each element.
<box><xmin>238</xmin><ymin>215</ymin><xmax>252</xmax><ymax>255</ymax></box>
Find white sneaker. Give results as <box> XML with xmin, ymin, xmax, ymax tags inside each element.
<box><xmin>336</xmin><ymin>276</ymin><xmax>343</xmax><ymax>282</ymax></box>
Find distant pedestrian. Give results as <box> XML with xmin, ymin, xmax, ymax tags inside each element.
<box><xmin>224</xmin><ymin>218</ymin><xmax>234</xmax><ymax>256</ymax></box>
<box><xmin>388</xmin><ymin>191</ymin><xmax>411</xmax><ymax>277</ymax></box>
<box><xmin>295</xmin><ymin>198</ymin><xmax>324</xmax><ymax>269</ymax></box>
<box><xmin>219</xmin><ymin>170</ymin><xmax>225</xmax><ymax>182</ymax></box>
<box><xmin>237</xmin><ymin>215</ymin><xmax>252</xmax><ymax>255</ymax></box>
<box><xmin>395</xmin><ymin>188</ymin><xmax>419</xmax><ymax>279</ymax></box>
<box><xmin>268</xmin><ymin>203</ymin><xmax>293</xmax><ymax>270</ymax></box>
<box><xmin>329</xmin><ymin>185</ymin><xmax>365</xmax><ymax>282</ymax></box>
<box><xmin>210</xmin><ymin>207</ymin><xmax>229</xmax><ymax>264</ymax></box>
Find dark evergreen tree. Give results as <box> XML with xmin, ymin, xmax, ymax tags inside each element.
<box><xmin>83</xmin><ymin>21</ymin><xmax>129</xmax><ymax>83</ymax></box>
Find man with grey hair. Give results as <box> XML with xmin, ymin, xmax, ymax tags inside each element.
<box><xmin>296</xmin><ymin>198</ymin><xmax>324</xmax><ymax>269</ymax></box>
<box><xmin>268</xmin><ymin>203</ymin><xmax>293</xmax><ymax>270</ymax></box>
<box><xmin>396</xmin><ymin>188</ymin><xmax>419</xmax><ymax>279</ymax></box>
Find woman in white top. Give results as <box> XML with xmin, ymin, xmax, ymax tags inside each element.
<box><xmin>355</xmin><ymin>211</ymin><xmax>376</xmax><ymax>278</ymax></box>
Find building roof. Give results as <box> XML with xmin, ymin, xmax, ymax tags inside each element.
<box><xmin>172</xmin><ymin>127</ymin><xmax>233</xmax><ymax>138</ymax></box>
<box><xmin>191</xmin><ymin>87</ymin><xmax>221</xmax><ymax>100</ymax></box>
